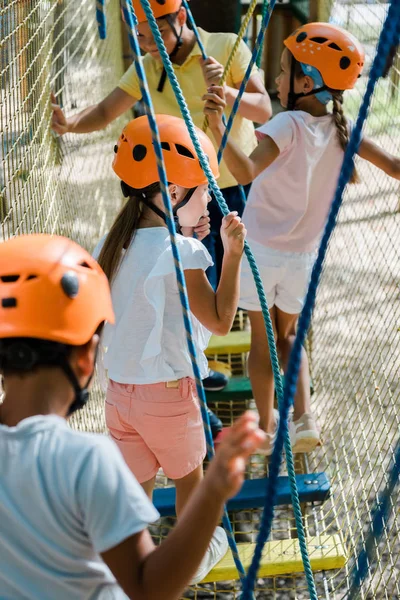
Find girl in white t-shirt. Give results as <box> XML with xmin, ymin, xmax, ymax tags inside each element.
<box><xmin>204</xmin><ymin>23</ymin><xmax>400</xmax><ymax>455</ymax></box>
<box><xmin>95</xmin><ymin>114</ymin><xmax>246</xmax><ymax>582</ymax></box>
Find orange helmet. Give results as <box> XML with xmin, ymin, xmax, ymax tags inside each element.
<box><xmin>132</xmin><ymin>0</ymin><xmax>182</xmax><ymax>24</ymax></box>
<box><xmin>113</xmin><ymin>114</ymin><xmax>219</xmax><ymax>189</ymax></box>
<box><xmin>0</xmin><ymin>235</ymin><xmax>114</xmax><ymax>346</ymax></box>
<box><xmin>284</xmin><ymin>23</ymin><xmax>365</xmax><ymax>90</ymax></box>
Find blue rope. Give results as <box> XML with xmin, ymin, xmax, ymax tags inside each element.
<box><xmin>138</xmin><ymin>0</ymin><xmax>318</xmax><ymax>596</ymax></box>
<box><xmin>242</xmin><ymin>1</ymin><xmax>400</xmax><ymax>597</ymax></box>
<box><xmin>182</xmin><ymin>0</ymin><xmax>207</xmax><ymax>60</ymax></box>
<box><xmin>256</xmin><ymin>0</ymin><xmax>269</xmax><ymax>68</ymax></box>
<box><xmin>122</xmin><ymin>0</ymin><xmax>248</xmax><ymax>585</ymax></box>
<box><xmin>96</xmin><ymin>0</ymin><xmax>107</xmax><ymax>39</ymax></box>
<box><xmin>218</xmin><ymin>3</ymin><xmax>273</xmax><ymax>163</ymax></box>
<box><xmin>182</xmin><ymin>0</ymin><xmax>249</xmax><ymax>207</ymax></box>
<box><xmin>348</xmin><ymin>439</ymin><xmax>400</xmax><ymax>599</ymax></box>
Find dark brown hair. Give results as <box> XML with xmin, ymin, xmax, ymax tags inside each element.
<box><xmin>97</xmin><ymin>182</ymin><xmax>161</xmax><ymax>283</ymax></box>
<box><xmin>330</xmin><ymin>90</ymin><xmax>360</xmax><ymax>184</ymax></box>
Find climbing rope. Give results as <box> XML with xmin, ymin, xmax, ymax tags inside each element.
<box><xmin>122</xmin><ymin>0</ymin><xmax>249</xmax><ymax>585</ymax></box>
<box><xmin>181</xmin><ymin>0</ymin><xmax>249</xmax><ymax>212</ymax></box>
<box><xmin>241</xmin><ymin>1</ymin><xmax>400</xmax><ymax>597</ymax></box>
<box><xmin>256</xmin><ymin>0</ymin><xmax>269</xmax><ymax>68</ymax></box>
<box><xmin>137</xmin><ymin>1</ymin><xmax>318</xmax><ymax>597</ymax></box>
<box><xmin>96</xmin><ymin>0</ymin><xmax>106</xmax><ymax>40</ymax></box>
<box><xmin>182</xmin><ymin>0</ymin><xmax>207</xmax><ymax>60</ymax></box>
<box><xmin>202</xmin><ymin>0</ymin><xmax>259</xmax><ymax>132</ymax></box>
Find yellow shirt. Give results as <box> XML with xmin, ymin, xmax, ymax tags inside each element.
<box><xmin>118</xmin><ymin>28</ymin><xmax>258</xmax><ymax>190</ymax></box>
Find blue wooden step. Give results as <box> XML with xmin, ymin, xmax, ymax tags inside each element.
<box><xmin>153</xmin><ymin>472</ymin><xmax>330</xmax><ymax>517</ymax></box>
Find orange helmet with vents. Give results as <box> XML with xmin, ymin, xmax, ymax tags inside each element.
<box><xmin>0</xmin><ymin>235</ymin><xmax>114</xmax><ymax>345</ymax></box>
<box><xmin>284</xmin><ymin>23</ymin><xmax>365</xmax><ymax>90</ymax></box>
<box><xmin>112</xmin><ymin>114</ymin><xmax>219</xmax><ymax>189</ymax></box>
<box><xmin>132</xmin><ymin>0</ymin><xmax>182</xmax><ymax>24</ymax></box>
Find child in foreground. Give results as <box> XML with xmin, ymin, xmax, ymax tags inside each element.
<box><xmin>204</xmin><ymin>22</ymin><xmax>400</xmax><ymax>455</ymax></box>
<box><xmin>0</xmin><ymin>233</ymin><xmax>265</xmax><ymax>600</ymax></box>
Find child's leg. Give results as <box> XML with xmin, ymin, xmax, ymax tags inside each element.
<box><xmin>174</xmin><ymin>464</ymin><xmax>204</xmax><ymax>518</ymax></box>
<box><xmin>275</xmin><ymin>307</ymin><xmax>311</xmax><ymax>419</ymax></box>
<box><xmin>248</xmin><ymin>308</ymin><xmax>277</xmax><ymax>434</ymax></box>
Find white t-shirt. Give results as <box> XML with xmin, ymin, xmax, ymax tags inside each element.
<box><xmin>93</xmin><ymin>228</ymin><xmax>213</xmax><ymax>385</ymax></box>
<box><xmin>0</xmin><ymin>414</ymin><xmax>159</xmax><ymax>599</ymax></box>
<box><xmin>242</xmin><ymin>111</ymin><xmax>344</xmax><ymax>253</ymax></box>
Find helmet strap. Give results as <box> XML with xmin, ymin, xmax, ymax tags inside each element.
<box><xmin>157</xmin><ymin>17</ymin><xmax>183</xmax><ymax>92</ymax></box>
<box><xmin>61</xmin><ymin>348</ymin><xmax>98</xmax><ymax>416</ymax></box>
<box><xmin>140</xmin><ymin>187</ymin><xmax>198</xmax><ymax>234</ymax></box>
<box><xmin>287</xmin><ymin>55</ymin><xmax>328</xmax><ymax>110</ymax></box>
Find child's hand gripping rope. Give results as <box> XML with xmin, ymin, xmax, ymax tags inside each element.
<box><xmin>202</xmin><ymin>85</ymin><xmax>227</xmax><ymax>131</ymax></box>
<box><xmin>200</xmin><ymin>57</ymin><xmax>226</xmax><ymax>88</ymax></box>
<box><xmin>221</xmin><ymin>212</ymin><xmax>246</xmax><ymax>257</ymax></box>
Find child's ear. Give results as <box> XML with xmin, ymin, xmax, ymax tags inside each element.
<box><xmin>303</xmin><ymin>75</ymin><xmax>314</xmax><ymax>94</ymax></box>
<box><xmin>178</xmin><ymin>6</ymin><xmax>187</xmax><ymax>27</ymax></box>
<box><xmin>169</xmin><ymin>184</ymin><xmax>179</xmax><ymax>204</ymax></box>
<box><xmin>74</xmin><ymin>335</ymin><xmax>99</xmax><ymax>378</ymax></box>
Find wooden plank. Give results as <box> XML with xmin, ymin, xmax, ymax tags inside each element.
<box><xmin>154</xmin><ymin>473</ymin><xmax>330</xmax><ymax>517</ymax></box>
<box><xmin>200</xmin><ymin>534</ymin><xmax>347</xmax><ymax>583</ymax></box>
<box><xmin>205</xmin><ymin>331</ymin><xmax>251</xmax><ymax>356</ymax></box>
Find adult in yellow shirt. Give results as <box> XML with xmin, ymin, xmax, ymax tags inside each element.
<box><xmin>52</xmin><ymin>0</ymin><xmax>272</xmax><ymax>289</ymax></box>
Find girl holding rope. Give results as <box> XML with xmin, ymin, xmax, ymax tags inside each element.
<box><xmin>94</xmin><ymin>114</ymin><xmax>247</xmax><ymax>582</ymax></box>
<box><xmin>204</xmin><ymin>23</ymin><xmax>400</xmax><ymax>455</ymax></box>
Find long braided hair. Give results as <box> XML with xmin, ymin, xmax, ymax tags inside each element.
<box><xmin>331</xmin><ymin>90</ymin><xmax>360</xmax><ymax>184</ymax></box>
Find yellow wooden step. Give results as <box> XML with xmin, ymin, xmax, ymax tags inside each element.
<box><xmin>200</xmin><ymin>534</ymin><xmax>346</xmax><ymax>583</ymax></box>
<box><xmin>205</xmin><ymin>330</ymin><xmax>251</xmax><ymax>356</ymax></box>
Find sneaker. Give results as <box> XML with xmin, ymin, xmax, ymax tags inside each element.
<box><xmin>207</xmin><ymin>406</ymin><xmax>223</xmax><ymax>440</ymax></box>
<box><xmin>258</xmin><ymin>409</ymin><xmax>280</xmax><ymax>456</ymax></box>
<box><xmin>190</xmin><ymin>526</ymin><xmax>229</xmax><ymax>584</ymax></box>
<box><xmin>289</xmin><ymin>412</ymin><xmax>320</xmax><ymax>453</ymax></box>
<box><xmin>202</xmin><ymin>369</ymin><xmax>229</xmax><ymax>392</ymax></box>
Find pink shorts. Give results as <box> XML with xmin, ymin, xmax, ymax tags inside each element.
<box><xmin>105</xmin><ymin>378</ymin><xmax>206</xmax><ymax>483</ymax></box>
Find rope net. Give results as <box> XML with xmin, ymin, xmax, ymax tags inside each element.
<box><xmin>1</xmin><ymin>0</ymin><xmax>399</xmax><ymax>598</ymax></box>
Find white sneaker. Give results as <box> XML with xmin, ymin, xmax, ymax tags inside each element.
<box><xmin>190</xmin><ymin>526</ymin><xmax>229</xmax><ymax>584</ymax></box>
<box><xmin>289</xmin><ymin>412</ymin><xmax>321</xmax><ymax>453</ymax></box>
<box><xmin>258</xmin><ymin>408</ymin><xmax>280</xmax><ymax>456</ymax></box>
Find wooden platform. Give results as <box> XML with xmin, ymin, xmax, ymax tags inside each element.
<box><xmin>200</xmin><ymin>534</ymin><xmax>347</xmax><ymax>583</ymax></box>
<box><xmin>153</xmin><ymin>473</ymin><xmax>330</xmax><ymax>517</ymax></box>
<box><xmin>205</xmin><ymin>330</ymin><xmax>251</xmax><ymax>356</ymax></box>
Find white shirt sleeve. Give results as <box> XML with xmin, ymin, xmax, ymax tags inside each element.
<box><xmin>256</xmin><ymin>112</ymin><xmax>296</xmax><ymax>154</ymax></box>
<box><xmin>178</xmin><ymin>236</ymin><xmax>213</xmax><ymax>271</ymax></box>
<box><xmin>76</xmin><ymin>437</ymin><xmax>159</xmax><ymax>554</ymax></box>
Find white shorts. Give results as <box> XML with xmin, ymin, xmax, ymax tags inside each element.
<box><xmin>239</xmin><ymin>240</ymin><xmax>316</xmax><ymax>314</ymax></box>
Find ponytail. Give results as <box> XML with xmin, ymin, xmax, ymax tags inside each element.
<box><xmin>97</xmin><ymin>182</ymin><xmax>161</xmax><ymax>283</ymax></box>
<box><xmin>331</xmin><ymin>90</ymin><xmax>360</xmax><ymax>184</ymax></box>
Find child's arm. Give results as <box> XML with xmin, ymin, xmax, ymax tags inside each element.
<box><xmin>184</xmin><ymin>212</ymin><xmax>245</xmax><ymax>336</ymax></box>
<box><xmin>203</xmin><ymin>86</ymin><xmax>280</xmax><ymax>185</ymax></box>
<box><xmin>101</xmin><ymin>411</ymin><xmax>265</xmax><ymax>600</ymax></box>
<box><xmin>357</xmin><ymin>136</ymin><xmax>400</xmax><ymax>180</ymax></box>
<box><xmin>51</xmin><ymin>88</ymin><xmax>137</xmax><ymax>135</ymax></box>
<box><xmin>200</xmin><ymin>57</ymin><xmax>272</xmax><ymax>123</ymax></box>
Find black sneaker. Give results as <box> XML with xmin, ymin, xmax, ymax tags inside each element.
<box><xmin>202</xmin><ymin>369</ymin><xmax>229</xmax><ymax>392</ymax></box>
<box><xmin>207</xmin><ymin>406</ymin><xmax>223</xmax><ymax>439</ymax></box>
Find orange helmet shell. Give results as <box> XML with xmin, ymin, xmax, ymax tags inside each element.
<box><xmin>113</xmin><ymin>114</ymin><xmax>219</xmax><ymax>189</ymax></box>
<box><xmin>284</xmin><ymin>23</ymin><xmax>365</xmax><ymax>90</ymax></box>
<box><xmin>0</xmin><ymin>235</ymin><xmax>114</xmax><ymax>345</ymax></box>
<box><xmin>132</xmin><ymin>0</ymin><xmax>182</xmax><ymax>24</ymax></box>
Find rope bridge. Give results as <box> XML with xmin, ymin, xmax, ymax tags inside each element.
<box><xmin>1</xmin><ymin>0</ymin><xmax>400</xmax><ymax>597</ymax></box>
